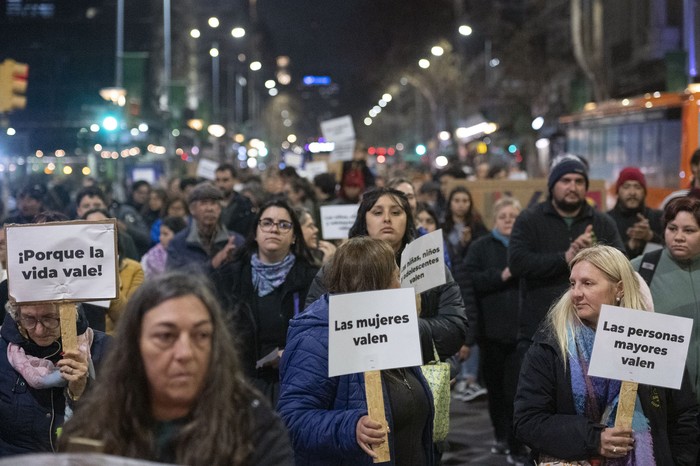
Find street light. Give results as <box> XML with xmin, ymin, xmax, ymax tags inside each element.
<box><xmin>418</xmin><ymin>59</ymin><xmax>430</xmax><ymax>69</ymax></box>
<box><xmin>458</xmin><ymin>25</ymin><xmax>473</xmax><ymax>36</ymax></box>
<box><xmin>208</xmin><ymin>17</ymin><xmax>219</xmax><ymax>28</ymax></box>
<box><xmin>231</xmin><ymin>27</ymin><xmax>246</xmax><ymax>38</ymax></box>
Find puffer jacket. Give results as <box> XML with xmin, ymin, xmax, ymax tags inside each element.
<box><xmin>305</xmin><ymin>265</ymin><xmax>467</xmax><ymax>364</ymax></box>
<box><xmin>277</xmin><ymin>295</ymin><xmax>434</xmax><ymax>466</ymax></box>
<box><xmin>0</xmin><ymin>311</ymin><xmax>110</xmax><ymax>456</ymax></box>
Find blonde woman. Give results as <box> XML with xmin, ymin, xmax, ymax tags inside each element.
<box><xmin>514</xmin><ymin>245</ymin><xmax>698</xmax><ymax>465</ymax></box>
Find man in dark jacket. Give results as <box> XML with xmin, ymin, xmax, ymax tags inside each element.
<box><xmin>607</xmin><ymin>167</ymin><xmax>663</xmax><ymax>259</ymax></box>
<box><xmin>166</xmin><ymin>183</ymin><xmax>244</xmax><ymax>273</ymax></box>
<box><xmin>508</xmin><ymin>155</ymin><xmax>623</xmax><ymax>353</ymax></box>
<box><xmin>215</xmin><ymin>163</ymin><xmax>255</xmax><ymax>236</ymax></box>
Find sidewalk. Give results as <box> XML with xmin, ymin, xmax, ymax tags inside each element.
<box><xmin>441</xmin><ymin>393</ymin><xmax>512</xmax><ymax>466</ymax></box>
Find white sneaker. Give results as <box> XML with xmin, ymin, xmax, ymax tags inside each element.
<box><xmin>459</xmin><ymin>383</ymin><xmax>487</xmax><ymax>402</ymax></box>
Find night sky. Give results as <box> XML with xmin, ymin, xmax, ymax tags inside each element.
<box><xmin>257</xmin><ymin>0</ymin><xmax>456</xmax><ymax>115</ymax></box>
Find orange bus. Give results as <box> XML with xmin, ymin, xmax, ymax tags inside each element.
<box><xmin>559</xmin><ymin>87</ymin><xmax>700</xmax><ymax>207</ymax></box>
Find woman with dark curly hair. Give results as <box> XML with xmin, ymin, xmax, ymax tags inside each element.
<box><xmin>59</xmin><ymin>272</ymin><xmax>293</xmax><ymax>465</ymax></box>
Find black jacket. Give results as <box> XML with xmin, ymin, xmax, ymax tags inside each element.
<box><xmin>514</xmin><ymin>329</ymin><xmax>699</xmax><ymax>465</ymax></box>
<box><xmin>220</xmin><ymin>192</ymin><xmax>256</xmax><ymax>237</ymax></box>
<box><xmin>212</xmin><ymin>257</ymin><xmax>319</xmax><ymax>378</ymax></box>
<box><xmin>305</xmin><ymin>264</ymin><xmax>467</xmax><ymax>364</ymax></box>
<box><xmin>463</xmin><ymin>233</ymin><xmax>518</xmax><ymax>345</ymax></box>
<box><xmin>508</xmin><ymin>201</ymin><xmax>624</xmax><ymax>342</ymax></box>
<box><xmin>607</xmin><ymin>203</ymin><xmax>664</xmax><ymax>259</ymax></box>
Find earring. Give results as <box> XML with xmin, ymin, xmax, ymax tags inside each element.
<box><xmin>615</xmin><ymin>296</ymin><xmax>621</xmax><ymax>304</ymax></box>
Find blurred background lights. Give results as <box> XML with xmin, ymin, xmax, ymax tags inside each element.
<box><xmin>418</xmin><ymin>59</ymin><xmax>430</xmax><ymax>69</ymax></box>
<box><xmin>415</xmin><ymin>144</ymin><xmax>427</xmax><ymax>156</ymax></box>
<box><xmin>102</xmin><ymin>116</ymin><xmax>118</xmax><ymax>131</ymax></box>
<box><xmin>459</xmin><ymin>25</ymin><xmax>473</xmax><ymax>36</ymax></box>
<box><xmin>435</xmin><ymin>155</ymin><xmax>448</xmax><ymax>167</ymax></box>
<box><xmin>531</xmin><ymin>116</ymin><xmax>544</xmax><ymax>130</ymax></box>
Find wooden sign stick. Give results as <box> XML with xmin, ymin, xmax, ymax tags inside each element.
<box><xmin>614</xmin><ymin>380</ymin><xmax>638</xmax><ymax>429</ymax></box>
<box><xmin>59</xmin><ymin>302</ymin><xmax>78</xmax><ymax>352</ymax></box>
<box><xmin>364</xmin><ymin>370</ymin><xmax>390</xmax><ymax>463</ymax></box>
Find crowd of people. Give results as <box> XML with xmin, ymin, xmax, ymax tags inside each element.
<box><xmin>0</xmin><ymin>146</ymin><xmax>698</xmax><ymax>465</ymax></box>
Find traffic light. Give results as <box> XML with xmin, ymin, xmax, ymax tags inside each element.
<box><xmin>0</xmin><ymin>59</ymin><xmax>29</xmax><ymax>113</ymax></box>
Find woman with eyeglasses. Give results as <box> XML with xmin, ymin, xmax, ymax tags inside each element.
<box><xmin>0</xmin><ymin>301</ymin><xmax>110</xmax><ymax>456</ymax></box>
<box><xmin>212</xmin><ymin>198</ymin><xmax>318</xmax><ymax>405</ymax></box>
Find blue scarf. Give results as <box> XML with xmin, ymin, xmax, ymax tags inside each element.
<box><xmin>491</xmin><ymin>229</ymin><xmax>509</xmax><ymax>248</ymax></box>
<box><xmin>568</xmin><ymin>324</ymin><xmax>655</xmax><ymax>465</ymax></box>
<box><xmin>251</xmin><ymin>253</ymin><xmax>296</xmax><ymax>297</ymax></box>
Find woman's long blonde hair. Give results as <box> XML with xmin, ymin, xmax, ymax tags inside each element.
<box><xmin>546</xmin><ymin>245</ymin><xmax>648</xmax><ymax>362</ymax></box>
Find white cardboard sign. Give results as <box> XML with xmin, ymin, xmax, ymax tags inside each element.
<box><xmin>195</xmin><ymin>158</ymin><xmax>220</xmax><ymax>181</ymax></box>
<box><xmin>320</xmin><ymin>115</ymin><xmax>355</xmax><ymax>142</ymax></box>
<box><xmin>284</xmin><ymin>152</ymin><xmax>305</xmax><ymax>169</ymax></box>
<box><xmin>320</xmin><ymin>204</ymin><xmax>358</xmax><ymax>240</ymax></box>
<box><xmin>400</xmin><ymin>229</ymin><xmax>446</xmax><ymax>294</ymax></box>
<box><xmin>329</xmin><ymin>139</ymin><xmax>355</xmax><ymax>162</ymax></box>
<box><xmin>6</xmin><ymin>221</ymin><xmax>119</xmax><ymax>304</ymax></box>
<box><xmin>588</xmin><ymin>305</ymin><xmax>692</xmax><ymax>389</ymax></box>
<box><xmin>328</xmin><ymin>288</ymin><xmax>422</xmax><ymax>377</ymax></box>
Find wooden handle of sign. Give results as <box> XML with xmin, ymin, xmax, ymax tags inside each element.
<box><xmin>614</xmin><ymin>381</ymin><xmax>638</xmax><ymax>429</ymax></box>
<box><xmin>364</xmin><ymin>370</ymin><xmax>390</xmax><ymax>463</ymax></box>
<box><xmin>59</xmin><ymin>303</ymin><xmax>78</xmax><ymax>352</ymax></box>
<box><xmin>415</xmin><ymin>294</ymin><xmax>422</xmax><ymax>316</ymax></box>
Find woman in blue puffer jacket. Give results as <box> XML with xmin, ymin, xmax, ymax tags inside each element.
<box><xmin>278</xmin><ymin>237</ymin><xmax>435</xmax><ymax>466</ymax></box>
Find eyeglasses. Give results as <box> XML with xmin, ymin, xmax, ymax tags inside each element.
<box><xmin>19</xmin><ymin>315</ymin><xmax>60</xmax><ymax>330</ymax></box>
<box><xmin>258</xmin><ymin>218</ymin><xmax>293</xmax><ymax>233</ymax></box>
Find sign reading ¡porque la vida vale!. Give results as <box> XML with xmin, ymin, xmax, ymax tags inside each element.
<box><xmin>6</xmin><ymin>220</ymin><xmax>119</xmax><ymax>304</ymax></box>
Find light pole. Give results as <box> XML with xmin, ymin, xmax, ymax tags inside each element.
<box><xmin>210</xmin><ymin>42</ymin><xmax>221</xmax><ymax>123</ymax></box>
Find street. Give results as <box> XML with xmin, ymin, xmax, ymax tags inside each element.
<box><xmin>442</xmin><ymin>393</ymin><xmax>513</xmax><ymax>466</ymax></box>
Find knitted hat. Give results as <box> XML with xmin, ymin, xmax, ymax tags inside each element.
<box><xmin>547</xmin><ymin>157</ymin><xmax>589</xmax><ymax>193</ymax></box>
<box><xmin>615</xmin><ymin>167</ymin><xmax>646</xmax><ymax>192</ymax></box>
<box><xmin>187</xmin><ymin>183</ymin><xmax>223</xmax><ymax>204</ymax></box>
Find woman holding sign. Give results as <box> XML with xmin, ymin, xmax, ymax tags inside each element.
<box><xmin>514</xmin><ymin>245</ymin><xmax>699</xmax><ymax>465</ymax></box>
<box><xmin>278</xmin><ymin>237</ymin><xmax>434</xmax><ymax>465</ymax></box>
<box><xmin>305</xmin><ymin>187</ymin><xmax>467</xmax><ymax>365</ymax></box>
<box><xmin>0</xmin><ymin>301</ymin><xmax>110</xmax><ymax>456</ymax></box>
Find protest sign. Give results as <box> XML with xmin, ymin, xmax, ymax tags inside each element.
<box><xmin>400</xmin><ymin>230</ymin><xmax>446</xmax><ymax>294</ymax></box>
<box><xmin>304</xmin><ymin>160</ymin><xmax>328</xmax><ymax>178</ymax></box>
<box><xmin>195</xmin><ymin>157</ymin><xmax>219</xmax><ymax>181</ymax></box>
<box><xmin>6</xmin><ymin>220</ymin><xmax>119</xmax><ymax>304</ymax></box>
<box><xmin>329</xmin><ymin>139</ymin><xmax>355</xmax><ymax>162</ymax></box>
<box><xmin>320</xmin><ymin>115</ymin><xmax>355</xmax><ymax>141</ymax></box>
<box><xmin>284</xmin><ymin>152</ymin><xmax>305</xmax><ymax>169</ymax></box>
<box><xmin>320</xmin><ymin>115</ymin><xmax>355</xmax><ymax>162</ymax></box>
<box><xmin>320</xmin><ymin>204</ymin><xmax>358</xmax><ymax>240</ymax></box>
<box><xmin>328</xmin><ymin>288</ymin><xmax>421</xmax><ymax>377</ymax></box>
<box><xmin>589</xmin><ymin>304</ymin><xmax>692</xmax><ymax>389</ymax></box>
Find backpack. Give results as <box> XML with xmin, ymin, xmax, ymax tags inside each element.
<box><xmin>637</xmin><ymin>248</ymin><xmax>663</xmax><ymax>286</ymax></box>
